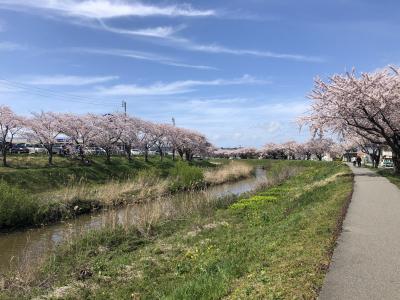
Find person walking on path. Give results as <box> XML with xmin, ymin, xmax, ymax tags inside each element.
<box><xmin>319</xmin><ymin>163</ymin><xmax>400</xmax><ymax>299</ymax></box>
<box><xmin>356</xmin><ymin>156</ymin><xmax>362</xmax><ymax>167</ymax></box>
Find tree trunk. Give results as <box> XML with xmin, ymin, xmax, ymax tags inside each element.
<box><xmin>2</xmin><ymin>148</ymin><xmax>7</xmax><ymax>167</ymax></box>
<box><xmin>79</xmin><ymin>146</ymin><xmax>85</xmax><ymax>162</ymax></box>
<box><xmin>158</xmin><ymin>146</ymin><xmax>163</xmax><ymax>161</ymax></box>
<box><xmin>125</xmin><ymin>145</ymin><xmax>132</xmax><ymax>161</ymax></box>
<box><xmin>393</xmin><ymin>151</ymin><xmax>400</xmax><ymax>175</ymax></box>
<box><xmin>178</xmin><ymin>149</ymin><xmax>184</xmax><ymax>160</ymax></box>
<box><xmin>172</xmin><ymin>148</ymin><xmax>175</xmax><ymax>160</ymax></box>
<box><xmin>48</xmin><ymin>150</ymin><xmax>53</xmax><ymax>165</ymax></box>
<box><xmin>106</xmin><ymin>149</ymin><xmax>111</xmax><ymax>163</ymax></box>
<box><xmin>144</xmin><ymin>149</ymin><xmax>149</xmax><ymax>162</ymax></box>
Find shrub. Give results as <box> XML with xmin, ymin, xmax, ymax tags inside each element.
<box><xmin>0</xmin><ymin>181</ymin><xmax>40</xmax><ymax>229</ymax></box>
<box><xmin>169</xmin><ymin>161</ymin><xmax>204</xmax><ymax>192</ymax></box>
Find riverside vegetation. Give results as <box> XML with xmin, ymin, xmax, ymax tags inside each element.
<box><xmin>376</xmin><ymin>169</ymin><xmax>400</xmax><ymax>189</ymax></box>
<box><xmin>0</xmin><ymin>160</ymin><xmax>353</xmax><ymax>299</ymax></box>
<box><xmin>0</xmin><ymin>155</ymin><xmax>253</xmax><ymax>230</ymax></box>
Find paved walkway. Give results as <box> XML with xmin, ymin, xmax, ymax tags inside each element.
<box><xmin>319</xmin><ymin>164</ymin><xmax>400</xmax><ymax>300</ymax></box>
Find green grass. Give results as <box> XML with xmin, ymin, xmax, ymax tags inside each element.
<box><xmin>0</xmin><ymin>182</ymin><xmax>40</xmax><ymax>228</ymax></box>
<box><xmin>169</xmin><ymin>161</ymin><xmax>205</xmax><ymax>192</ymax></box>
<box><xmin>1</xmin><ymin>161</ymin><xmax>353</xmax><ymax>299</ymax></box>
<box><xmin>0</xmin><ymin>155</ymin><xmax>210</xmax><ymax>193</ymax></box>
<box><xmin>376</xmin><ymin>169</ymin><xmax>400</xmax><ymax>189</ymax></box>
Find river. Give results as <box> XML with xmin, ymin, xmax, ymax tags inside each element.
<box><xmin>0</xmin><ymin>167</ymin><xmax>266</xmax><ymax>274</ymax></box>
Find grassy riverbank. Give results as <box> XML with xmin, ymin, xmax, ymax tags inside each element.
<box><xmin>0</xmin><ymin>161</ymin><xmax>353</xmax><ymax>299</ymax></box>
<box><xmin>376</xmin><ymin>169</ymin><xmax>400</xmax><ymax>189</ymax></box>
<box><xmin>0</xmin><ymin>156</ymin><xmax>253</xmax><ymax>230</ymax></box>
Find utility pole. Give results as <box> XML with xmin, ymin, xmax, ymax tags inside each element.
<box><xmin>171</xmin><ymin>117</ymin><xmax>176</xmax><ymax>160</ymax></box>
<box><xmin>122</xmin><ymin>100</ymin><xmax>127</xmax><ymax>116</ymax></box>
<box><xmin>121</xmin><ymin>100</ymin><xmax>127</xmax><ymax>155</ymax></box>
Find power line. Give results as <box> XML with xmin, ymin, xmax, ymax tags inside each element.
<box><xmin>0</xmin><ymin>77</ymin><xmax>120</xmax><ymax>107</ymax></box>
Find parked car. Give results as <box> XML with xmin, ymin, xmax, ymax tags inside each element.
<box><xmin>148</xmin><ymin>150</ymin><xmax>157</xmax><ymax>156</ymax></box>
<box><xmin>52</xmin><ymin>145</ymin><xmax>64</xmax><ymax>155</ymax></box>
<box><xmin>130</xmin><ymin>149</ymin><xmax>141</xmax><ymax>156</ymax></box>
<box><xmin>382</xmin><ymin>158</ymin><xmax>394</xmax><ymax>168</ymax></box>
<box><xmin>10</xmin><ymin>143</ymin><xmax>30</xmax><ymax>154</ymax></box>
<box><xmin>26</xmin><ymin>144</ymin><xmax>47</xmax><ymax>154</ymax></box>
<box><xmin>84</xmin><ymin>147</ymin><xmax>106</xmax><ymax>156</ymax></box>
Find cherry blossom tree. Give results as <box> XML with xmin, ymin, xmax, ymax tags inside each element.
<box><xmin>302</xmin><ymin>66</ymin><xmax>400</xmax><ymax>173</ymax></box>
<box><xmin>260</xmin><ymin>143</ymin><xmax>286</xmax><ymax>159</ymax></box>
<box><xmin>59</xmin><ymin>113</ymin><xmax>96</xmax><ymax>162</ymax></box>
<box><xmin>151</xmin><ymin>124</ymin><xmax>169</xmax><ymax>161</ymax></box>
<box><xmin>25</xmin><ymin>112</ymin><xmax>62</xmax><ymax>165</ymax></box>
<box><xmin>281</xmin><ymin>141</ymin><xmax>300</xmax><ymax>160</ymax></box>
<box><xmin>306</xmin><ymin>137</ymin><xmax>334</xmax><ymax>161</ymax></box>
<box><xmin>164</xmin><ymin>125</ymin><xmax>181</xmax><ymax>160</ymax></box>
<box><xmin>0</xmin><ymin>106</ymin><xmax>24</xmax><ymax>166</ymax></box>
<box><xmin>119</xmin><ymin>116</ymin><xmax>142</xmax><ymax>161</ymax></box>
<box><xmin>136</xmin><ymin>120</ymin><xmax>157</xmax><ymax>162</ymax></box>
<box><xmin>343</xmin><ymin>132</ymin><xmax>384</xmax><ymax>167</ymax></box>
<box><xmin>92</xmin><ymin>113</ymin><xmax>124</xmax><ymax>163</ymax></box>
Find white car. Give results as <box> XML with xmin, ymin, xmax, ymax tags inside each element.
<box><xmin>27</xmin><ymin>144</ymin><xmax>47</xmax><ymax>154</ymax></box>
<box><xmin>130</xmin><ymin>149</ymin><xmax>141</xmax><ymax>156</ymax></box>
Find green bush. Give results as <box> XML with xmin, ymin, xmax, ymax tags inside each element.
<box><xmin>169</xmin><ymin>161</ymin><xmax>204</xmax><ymax>192</ymax></box>
<box><xmin>0</xmin><ymin>181</ymin><xmax>40</xmax><ymax>229</ymax></box>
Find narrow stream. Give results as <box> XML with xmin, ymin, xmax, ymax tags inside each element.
<box><xmin>0</xmin><ymin>167</ymin><xmax>266</xmax><ymax>274</ymax></box>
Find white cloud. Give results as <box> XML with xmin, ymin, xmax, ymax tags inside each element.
<box><xmin>257</xmin><ymin>121</ymin><xmax>282</xmax><ymax>133</ymax></box>
<box><xmin>71</xmin><ymin>47</ymin><xmax>217</xmax><ymax>70</ymax></box>
<box><xmin>97</xmin><ymin>75</ymin><xmax>270</xmax><ymax>96</ymax></box>
<box><xmin>0</xmin><ymin>0</ymin><xmax>215</xmax><ymax>19</ymax></box>
<box><xmin>24</xmin><ymin>75</ymin><xmax>119</xmax><ymax>86</ymax></box>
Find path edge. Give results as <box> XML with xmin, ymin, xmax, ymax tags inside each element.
<box><xmin>316</xmin><ymin>166</ymin><xmax>355</xmax><ymax>297</ymax></box>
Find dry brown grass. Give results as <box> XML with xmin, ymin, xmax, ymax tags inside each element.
<box><xmin>40</xmin><ymin>172</ymin><xmax>169</xmax><ymax>208</ymax></box>
<box><xmin>204</xmin><ymin>161</ymin><xmax>254</xmax><ymax>185</ymax></box>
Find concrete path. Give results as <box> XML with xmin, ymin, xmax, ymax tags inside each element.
<box><xmin>319</xmin><ymin>164</ymin><xmax>400</xmax><ymax>300</ymax></box>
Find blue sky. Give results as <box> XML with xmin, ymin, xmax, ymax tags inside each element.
<box><xmin>0</xmin><ymin>0</ymin><xmax>399</xmax><ymax>147</ymax></box>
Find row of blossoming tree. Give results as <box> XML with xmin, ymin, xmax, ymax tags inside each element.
<box><xmin>300</xmin><ymin>65</ymin><xmax>400</xmax><ymax>174</ymax></box>
<box><xmin>213</xmin><ymin>137</ymin><xmax>342</xmax><ymax>160</ymax></box>
<box><xmin>0</xmin><ymin>106</ymin><xmax>213</xmax><ymax>166</ymax></box>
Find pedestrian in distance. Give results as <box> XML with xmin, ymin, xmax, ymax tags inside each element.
<box><xmin>356</xmin><ymin>156</ymin><xmax>362</xmax><ymax>167</ymax></box>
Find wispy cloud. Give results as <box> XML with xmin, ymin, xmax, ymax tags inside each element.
<box><xmin>96</xmin><ymin>75</ymin><xmax>270</xmax><ymax>96</ymax></box>
<box><xmin>159</xmin><ymin>36</ymin><xmax>324</xmax><ymax>62</ymax></box>
<box><xmin>24</xmin><ymin>75</ymin><xmax>119</xmax><ymax>86</ymax></box>
<box><xmin>0</xmin><ymin>41</ymin><xmax>25</xmax><ymax>51</ymax></box>
<box><xmin>98</xmin><ymin>21</ymin><xmax>185</xmax><ymax>38</ymax></box>
<box><xmin>95</xmin><ymin>22</ymin><xmax>324</xmax><ymax>62</ymax></box>
<box><xmin>70</xmin><ymin>47</ymin><xmax>217</xmax><ymax>70</ymax></box>
<box><xmin>0</xmin><ymin>1</ymin><xmax>321</xmax><ymax>63</ymax></box>
<box><xmin>0</xmin><ymin>0</ymin><xmax>216</xmax><ymax>19</ymax></box>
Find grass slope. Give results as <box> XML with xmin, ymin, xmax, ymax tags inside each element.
<box><xmin>1</xmin><ymin>161</ymin><xmax>353</xmax><ymax>299</ymax></box>
<box><xmin>0</xmin><ymin>156</ymin><xmax>216</xmax><ymax>230</ymax></box>
<box><xmin>0</xmin><ymin>155</ymin><xmax>215</xmax><ymax>193</ymax></box>
<box><xmin>376</xmin><ymin>169</ymin><xmax>400</xmax><ymax>189</ymax></box>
